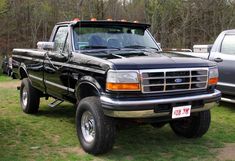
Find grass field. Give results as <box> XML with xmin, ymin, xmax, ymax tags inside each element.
<box><xmin>0</xmin><ymin>74</ymin><xmax>235</xmax><ymax>161</ymax></box>
<box><xmin>0</xmin><ymin>73</ymin><xmax>11</xmax><ymax>82</ymax></box>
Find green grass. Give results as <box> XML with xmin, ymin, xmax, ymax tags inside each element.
<box><xmin>0</xmin><ymin>75</ymin><xmax>12</xmax><ymax>82</ymax></box>
<box><xmin>0</xmin><ymin>66</ymin><xmax>13</xmax><ymax>82</ymax></box>
<box><xmin>1</xmin><ymin>76</ymin><xmax>235</xmax><ymax>161</ymax></box>
<box><xmin>0</xmin><ymin>70</ymin><xmax>12</xmax><ymax>82</ymax></box>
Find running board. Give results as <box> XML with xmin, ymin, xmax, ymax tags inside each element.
<box><xmin>221</xmin><ymin>97</ymin><xmax>235</xmax><ymax>104</ymax></box>
<box><xmin>48</xmin><ymin>99</ymin><xmax>64</xmax><ymax>108</ymax></box>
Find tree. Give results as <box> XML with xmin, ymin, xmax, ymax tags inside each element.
<box><xmin>1</xmin><ymin>0</ymin><xmax>235</xmax><ymax>57</ymax></box>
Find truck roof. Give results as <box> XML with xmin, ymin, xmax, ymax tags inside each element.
<box><xmin>222</xmin><ymin>29</ymin><xmax>235</xmax><ymax>34</ymax></box>
<box><xmin>56</xmin><ymin>20</ymin><xmax>151</xmax><ymax>29</ymax></box>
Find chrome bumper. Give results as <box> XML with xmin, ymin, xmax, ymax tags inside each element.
<box><xmin>103</xmin><ymin>103</ymin><xmax>216</xmax><ymax>118</ymax></box>
<box><xmin>101</xmin><ymin>89</ymin><xmax>221</xmax><ymax>118</ymax></box>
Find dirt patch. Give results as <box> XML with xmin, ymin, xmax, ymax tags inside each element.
<box><xmin>125</xmin><ymin>155</ymin><xmax>134</xmax><ymax>161</ymax></box>
<box><xmin>216</xmin><ymin>143</ymin><xmax>235</xmax><ymax>161</ymax></box>
<box><xmin>61</xmin><ymin>147</ymin><xmax>85</xmax><ymax>155</ymax></box>
<box><xmin>0</xmin><ymin>81</ymin><xmax>20</xmax><ymax>89</ymax></box>
<box><xmin>160</xmin><ymin>152</ymin><xmax>173</xmax><ymax>159</ymax></box>
<box><xmin>51</xmin><ymin>135</ymin><xmax>60</xmax><ymax>144</ymax></box>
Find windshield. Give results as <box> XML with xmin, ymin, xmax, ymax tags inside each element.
<box><xmin>73</xmin><ymin>26</ymin><xmax>159</xmax><ymax>51</ymax></box>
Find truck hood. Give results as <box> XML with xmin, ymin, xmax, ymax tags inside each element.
<box><xmin>108</xmin><ymin>52</ymin><xmax>216</xmax><ymax>70</ymax></box>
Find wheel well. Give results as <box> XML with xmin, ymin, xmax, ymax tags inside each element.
<box><xmin>19</xmin><ymin>67</ymin><xmax>28</xmax><ymax>79</ymax></box>
<box><xmin>78</xmin><ymin>83</ymin><xmax>100</xmax><ymax>100</ymax></box>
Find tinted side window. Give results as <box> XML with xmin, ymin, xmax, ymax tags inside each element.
<box><xmin>54</xmin><ymin>26</ymin><xmax>68</xmax><ymax>52</ymax></box>
<box><xmin>221</xmin><ymin>35</ymin><xmax>235</xmax><ymax>55</ymax></box>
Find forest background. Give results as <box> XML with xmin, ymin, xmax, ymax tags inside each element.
<box><xmin>1</xmin><ymin>0</ymin><xmax>235</xmax><ymax>56</ymax></box>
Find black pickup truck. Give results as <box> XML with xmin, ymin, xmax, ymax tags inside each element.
<box><xmin>12</xmin><ymin>19</ymin><xmax>221</xmax><ymax>154</ymax></box>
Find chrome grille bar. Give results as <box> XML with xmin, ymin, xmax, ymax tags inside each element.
<box><xmin>140</xmin><ymin>68</ymin><xmax>208</xmax><ymax>93</ymax></box>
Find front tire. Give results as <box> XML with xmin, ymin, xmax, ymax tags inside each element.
<box><xmin>20</xmin><ymin>78</ymin><xmax>40</xmax><ymax>114</ymax></box>
<box><xmin>76</xmin><ymin>96</ymin><xmax>116</xmax><ymax>155</ymax></box>
<box><xmin>170</xmin><ymin>110</ymin><xmax>211</xmax><ymax>138</ymax></box>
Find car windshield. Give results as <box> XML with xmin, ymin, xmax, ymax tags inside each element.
<box><xmin>73</xmin><ymin>26</ymin><xmax>159</xmax><ymax>51</ymax></box>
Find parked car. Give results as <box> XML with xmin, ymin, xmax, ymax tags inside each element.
<box><xmin>175</xmin><ymin>30</ymin><xmax>235</xmax><ymax>103</ymax></box>
<box><xmin>2</xmin><ymin>56</ymin><xmax>13</xmax><ymax>76</ymax></box>
<box><xmin>2</xmin><ymin>56</ymin><xmax>9</xmax><ymax>74</ymax></box>
<box><xmin>12</xmin><ymin>19</ymin><xmax>221</xmax><ymax>154</ymax></box>
<box><xmin>1</xmin><ymin>56</ymin><xmax>18</xmax><ymax>78</ymax></box>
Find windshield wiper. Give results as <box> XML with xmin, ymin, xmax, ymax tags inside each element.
<box><xmin>83</xmin><ymin>45</ymin><xmax>108</xmax><ymax>49</ymax></box>
<box><xmin>123</xmin><ymin>45</ymin><xmax>159</xmax><ymax>51</ymax></box>
<box><xmin>82</xmin><ymin>45</ymin><xmax>123</xmax><ymax>50</ymax></box>
<box><xmin>80</xmin><ymin>49</ymin><xmax>125</xmax><ymax>58</ymax></box>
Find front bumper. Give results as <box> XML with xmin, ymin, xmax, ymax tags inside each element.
<box><xmin>101</xmin><ymin>89</ymin><xmax>221</xmax><ymax>118</ymax></box>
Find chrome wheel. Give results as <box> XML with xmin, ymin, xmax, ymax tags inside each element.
<box><xmin>22</xmin><ymin>87</ymin><xmax>28</xmax><ymax>109</ymax></box>
<box><xmin>81</xmin><ymin>111</ymin><xmax>96</xmax><ymax>143</ymax></box>
<box><xmin>20</xmin><ymin>78</ymin><xmax>40</xmax><ymax>114</ymax></box>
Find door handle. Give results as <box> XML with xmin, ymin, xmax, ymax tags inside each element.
<box><xmin>214</xmin><ymin>57</ymin><xmax>223</xmax><ymax>63</ymax></box>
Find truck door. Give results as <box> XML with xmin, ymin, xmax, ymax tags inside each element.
<box><xmin>212</xmin><ymin>34</ymin><xmax>235</xmax><ymax>95</ymax></box>
<box><xmin>43</xmin><ymin>26</ymin><xmax>71</xmax><ymax>99</ymax></box>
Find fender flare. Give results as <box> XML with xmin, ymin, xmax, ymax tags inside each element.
<box><xmin>18</xmin><ymin>63</ymin><xmax>28</xmax><ymax>79</ymax></box>
<box><xmin>75</xmin><ymin>75</ymin><xmax>104</xmax><ymax>101</ymax></box>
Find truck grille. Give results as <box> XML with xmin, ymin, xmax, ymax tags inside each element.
<box><xmin>141</xmin><ymin>68</ymin><xmax>208</xmax><ymax>93</ymax></box>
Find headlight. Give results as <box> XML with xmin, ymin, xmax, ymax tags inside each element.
<box><xmin>208</xmin><ymin>67</ymin><xmax>219</xmax><ymax>85</ymax></box>
<box><xmin>106</xmin><ymin>70</ymin><xmax>140</xmax><ymax>91</ymax></box>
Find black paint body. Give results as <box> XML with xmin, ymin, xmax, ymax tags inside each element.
<box><xmin>12</xmin><ymin>21</ymin><xmax>217</xmax><ymax>106</ymax></box>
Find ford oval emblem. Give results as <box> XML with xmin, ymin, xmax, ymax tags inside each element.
<box><xmin>175</xmin><ymin>78</ymin><xmax>183</xmax><ymax>83</ymax></box>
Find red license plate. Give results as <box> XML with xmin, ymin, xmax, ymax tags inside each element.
<box><xmin>172</xmin><ymin>105</ymin><xmax>191</xmax><ymax>119</ymax></box>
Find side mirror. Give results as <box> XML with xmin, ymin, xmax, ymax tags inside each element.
<box><xmin>37</xmin><ymin>41</ymin><xmax>54</xmax><ymax>50</ymax></box>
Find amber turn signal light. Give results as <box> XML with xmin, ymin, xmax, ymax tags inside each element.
<box><xmin>73</xmin><ymin>18</ymin><xmax>80</xmax><ymax>22</ymax></box>
<box><xmin>208</xmin><ymin>77</ymin><xmax>218</xmax><ymax>85</ymax></box>
<box><xmin>106</xmin><ymin>83</ymin><xmax>140</xmax><ymax>91</ymax></box>
<box><xmin>90</xmin><ymin>18</ymin><xmax>97</xmax><ymax>21</ymax></box>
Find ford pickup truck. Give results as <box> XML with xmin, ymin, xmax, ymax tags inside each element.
<box><xmin>12</xmin><ymin>19</ymin><xmax>221</xmax><ymax>154</ymax></box>
<box><xmin>175</xmin><ymin>30</ymin><xmax>235</xmax><ymax>103</ymax></box>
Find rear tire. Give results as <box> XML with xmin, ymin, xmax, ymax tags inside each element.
<box><xmin>170</xmin><ymin>110</ymin><xmax>211</xmax><ymax>138</ymax></box>
<box><xmin>20</xmin><ymin>78</ymin><xmax>40</xmax><ymax>114</ymax></box>
<box><xmin>76</xmin><ymin>96</ymin><xmax>116</xmax><ymax>155</ymax></box>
